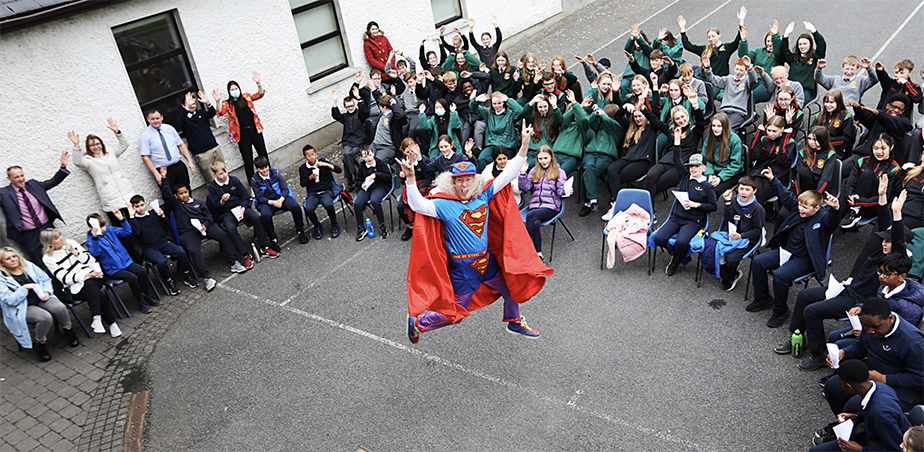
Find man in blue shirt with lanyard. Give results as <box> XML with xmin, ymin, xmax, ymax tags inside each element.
<box><xmin>140</xmin><ymin>109</ymin><xmax>196</xmax><ymax>190</ymax></box>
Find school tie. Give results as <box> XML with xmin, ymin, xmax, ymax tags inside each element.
<box><xmin>157</xmin><ymin>128</ymin><xmax>173</xmax><ymax>161</ymax></box>
<box><xmin>19</xmin><ymin>187</ymin><xmax>41</xmax><ymax>228</ymax></box>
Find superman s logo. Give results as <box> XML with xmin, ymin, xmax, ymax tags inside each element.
<box><xmin>459</xmin><ymin>204</ymin><xmax>487</xmax><ymax>237</ymax></box>
<box><xmin>470</xmin><ymin>255</ymin><xmax>490</xmax><ymax>275</ymax></box>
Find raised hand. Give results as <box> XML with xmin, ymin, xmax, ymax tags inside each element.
<box><xmin>761</xmin><ymin>167</ymin><xmax>774</xmax><ymax>180</ymax></box>
<box><xmin>440</xmin><ymin>25</ymin><xmax>446</xmax><ymax>36</ymax></box>
<box><xmin>875</xmin><ymin>61</ymin><xmax>884</xmax><ymax>71</ymax></box>
<box><xmin>783</xmin><ymin>21</ymin><xmax>795</xmax><ymax>37</ymax></box>
<box><xmin>817</xmin><ymin>58</ymin><xmax>827</xmax><ymax>69</ymax></box>
<box><xmin>475</xmin><ymin>93</ymin><xmax>490</xmax><ymax>102</ymax></box>
<box><xmin>700</xmin><ymin>54</ymin><xmax>710</xmax><ymax>69</ymax></box>
<box><xmin>67</xmin><ymin>131</ymin><xmax>79</xmax><ymax>147</ymax></box>
<box><xmin>624</xmin><ymin>50</ymin><xmax>635</xmax><ymax>63</ymax></box>
<box><xmin>803</xmin><ymin>21</ymin><xmax>816</xmax><ymax>33</ymax></box>
<box><xmin>630</xmin><ymin>23</ymin><xmax>640</xmax><ymax>39</ymax></box>
<box><xmin>449</xmin><ymin>102</ymin><xmax>457</xmax><ymax>112</ymax></box>
<box><xmin>581</xmin><ymin>96</ymin><xmax>594</xmax><ymax>108</ymax></box>
<box><xmin>60</xmin><ymin>149</ymin><xmax>69</xmax><ymax>167</ymax></box>
<box><xmin>468</xmin><ymin>18</ymin><xmax>475</xmax><ymax>29</ymax></box>
<box><xmin>491</xmin><ymin>15</ymin><xmax>497</xmax><ymax>27</ymax></box>
<box><xmin>574</xmin><ymin>55</ymin><xmax>586</xmax><ymax>63</ymax></box>
<box><xmin>106</xmin><ymin>117</ymin><xmax>120</xmax><ymax>134</ymax></box>
<box><xmin>740</xmin><ymin>26</ymin><xmax>748</xmax><ymax>41</ymax></box>
<box><xmin>197</xmin><ymin>90</ymin><xmax>209</xmax><ymax>105</ymax></box>
<box><xmin>737</xmin><ymin>6</ymin><xmax>747</xmax><ymax>24</ymax></box>
<box><xmin>677</xmin><ymin>15</ymin><xmax>687</xmax><ymax>32</ymax></box>
<box><xmin>658</xmin><ymin>28</ymin><xmax>667</xmax><ymax>40</ymax></box>
<box><xmin>521</xmin><ymin>122</ymin><xmax>535</xmax><ymax>141</ymax></box>
<box><xmin>252</xmin><ymin>71</ymin><xmax>261</xmax><ymax>84</ymax></box>
<box><xmin>764</xmin><ymin>103</ymin><xmax>776</xmax><ymax>118</ymax></box>
<box><xmin>464</xmin><ymin>138</ymin><xmax>475</xmax><ymax>156</ymax></box>
<box><xmin>741</xmin><ymin>55</ymin><xmax>752</xmax><ymax>69</ymax></box>
<box><xmin>332</xmin><ymin>89</ymin><xmax>339</xmax><ymax>103</ymax></box>
<box><xmin>785</xmin><ymin>106</ymin><xmax>795</xmax><ymax>123</ymax></box>
<box><xmin>892</xmin><ymin>189</ymin><xmax>907</xmax><ymax>213</ymax></box>
<box><xmin>824</xmin><ymin>191</ymin><xmax>839</xmax><ymax>209</ymax></box>
<box><xmin>212</xmin><ymin>88</ymin><xmax>222</xmax><ymax>104</ymax></box>
<box><xmin>113</xmin><ymin>210</ymin><xmax>124</xmax><ymax>221</ymax></box>
<box><xmin>586</xmin><ymin>54</ymin><xmax>596</xmax><ymax>65</ymax></box>
<box><xmin>861</xmin><ymin>58</ymin><xmax>871</xmax><ymax>69</ymax></box>
<box><xmin>723</xmin><ymin>189</ymin><xmax>734</xmax><ymax>201</ymax></box>
<box><xmin>564</xmin><ymin>89</ymin><xmax>576</xmax><ymax>104</ymax></box>
<box><xmin>770</xmin><ymin>20</ymin><xmax>779</xmax><ymax>35</ymax></box>
<box><xmin>877</xmin><ymin>172</ymin><xmax>889</xmax><ymax>198</ymax></box>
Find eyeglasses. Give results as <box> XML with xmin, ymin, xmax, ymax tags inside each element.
<box><xmin>877</xmin><ymin>269</ymin><xmax>899</xmax><ymax>276</ymax></box>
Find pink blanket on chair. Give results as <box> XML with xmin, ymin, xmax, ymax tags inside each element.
<box><xmin>606</xmin><ymin>203</ymin><xmax>651</xmax><ymax>268</ymax></box>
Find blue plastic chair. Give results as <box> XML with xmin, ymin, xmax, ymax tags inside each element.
<box><xmin>356</xmin><ymin>171</ymin><xmax>395</xmax><ymax>230</ymax></box>
<box><xmin>303</xmin><ymin>189</ymin><xmax>351</xmax><ymax>232</ymax></box>
<box><xmin>647</xmin><ymin>203</ymin><xmax>710</xmax><ymax>280</ymax></box>
<box><xmin>600</xmin><ymin>188</ymin><xmax>654</xmax><ymax>270</ymax></box>
<box><xmin>521</xmin><ymin>203</ymin><xmax>574</xmax><ymax>262</ymax></box>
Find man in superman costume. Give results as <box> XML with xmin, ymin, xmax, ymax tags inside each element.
<box><xmin>398</xmin><ymin>124</ymin><xmax>553</xmax><ymax>343</ymax></box>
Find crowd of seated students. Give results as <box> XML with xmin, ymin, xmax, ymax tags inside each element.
<box><xmin>2</xmin><ymin>8</ymin><xmax>924</xmax><ymax>449</ymax></box>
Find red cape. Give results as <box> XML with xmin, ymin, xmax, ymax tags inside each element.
<box><xmin>407</xmin><ymin>182</ymin><xmax>553</xmax><ymax>323</ymax></box>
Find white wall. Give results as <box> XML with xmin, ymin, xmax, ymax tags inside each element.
<box><xmin>0</xmin><ymin>0</ymin><xmax>561</xmax><ymax>240</ymax></box>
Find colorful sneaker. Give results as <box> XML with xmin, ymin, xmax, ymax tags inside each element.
<box><xmin>261</xmin><ymin>246</ymin><xmax>280</xmax><ymax>259</ymax></box>
<box><xmin>407</xmin><ymin>317</ymin><xmax>420</xmax><ymax>344</ymax></box>
<box><xmin>507</xmin><ymin>317</ymin><xmax>540</xmax><ymax>338</ymax></box>
<box><xmin>243</xmin><ymin>254</ymin><xmax>254</xmax><ymax>270</ymax></box>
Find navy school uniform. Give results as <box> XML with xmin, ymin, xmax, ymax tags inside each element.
<box><xmin>652</xmin><ymin>147</ymin><xmax>717</xmax><ymax>265</ymax></box>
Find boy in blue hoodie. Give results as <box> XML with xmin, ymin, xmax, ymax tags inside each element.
<box><xmin>85</xmin><ymin>212</ymin><xmax>158</xmax><ymax>313</ymax></box>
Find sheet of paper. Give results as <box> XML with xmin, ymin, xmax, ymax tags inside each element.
<box><xmin>833</xmin><ymin>419</ymin><xmax>853</xmax><ymax>442</ymax></box>
<box><xmin>848</xmin><ymin>314</ymin><xmax>862</xmax><ymax>331</ymax></box>
<box><xmin>728</xmin><ymin>223</ymin><xmax>737</xmax><ymax>235</ymax></box>
<box><xmin>32</xmin><ymin>286</ymin><xmax>45</xmax><ymax>299</ymax></box>
<box><xmin>826</xmin><ymin>275</ymin><xmax>845</xmax><ymax>299</ymax></box>
<box><xmin>563</xmin><ymin>176</ymin><xmax>574</xmax><ymax>198</ymax></box>
<box><xmin>190</xmin><ymin>219</ymin><xmax>206</xmax><ymax>235</ymax></box>
<box><xmin>672</xmin><ymin>191</ymin><xmax>690</xmax><ymax>209</ymax></box>
<box><xmin>231</xmin><ymin>206</ymin><xmax>244</xmax><ymax>221</ymax></box>
<box><xmin>827</xmin><ymin>343</ymin><xmax>841</xmax><ymax>369</ymax></box>
<box><xmin>779</xmin><ymin>248</ymin><xmax>792</xmax><ymax>266</ymax></box>
<box><xmin>88</xmin><ymin>262</ymin><xmax>101</xmax><ymax>273</ymax></box>
<box><xmin>149</xmin><ymin>199</ymin><xmax>159</xmax><ymax>212</ymax></box>
<box><xmin>88</xmin><ymin>217</ymin><xmax>101</xmax><ymax>234</ymax></box>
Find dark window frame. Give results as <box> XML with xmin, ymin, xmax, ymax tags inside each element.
<box><xmin>292</xmin><ymin>0</ymin><xmax>349</xmax><ymax>80</ymax></box>
<box><xmin>432</xmin><ymin>0</ymin><xmax>463</xmax><ymax>28</ymax></box>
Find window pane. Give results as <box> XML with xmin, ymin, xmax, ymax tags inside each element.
<box><xmin>293</xmin><ymin>4</ymin><xmax>336</xmax><ymax>43</ymax></box>
<box><xmin>113</xmin><ymin>13</ymin><xmax>181</xmax><ymax>65</ymax></box>
<box><xmin>430</xmin><ymin>0</ymin><xmax>461</xmax><ymax>24</ymax></box>
<box><xmin>126</xmin><ymin>54</ymin><xmax>194</xmax><ymax>105</ymax></box>
<box><xmin>302</xmin><ymin>36</ymin><xmax>346</xmax><ymax>78</ymax></box>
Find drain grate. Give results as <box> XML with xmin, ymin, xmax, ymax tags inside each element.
<box><xmin>124</xmin><ymin>391</ymin><xmax>149</xmax><ymax>452</ymax></box>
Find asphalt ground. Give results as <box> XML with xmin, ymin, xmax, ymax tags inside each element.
<box><xmin>141</xmin><ymin>1</ymin><xmax>923</xmax><ymax>451</ymax></box>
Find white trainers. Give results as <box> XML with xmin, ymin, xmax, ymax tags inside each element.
<box><xmin>601</xmin><ymin>202</ymin><xmax>617</xmax><ymax>221</ymax></box>
<box><xmin>205</xmin><ymin>278</ymin><xmax>217</xmax><ymax>292</ymax></box>
<box><xmin>91</xmin><ymin>316</ymin><xmax>105</xmax><ymax>334</ymax></box>
<box><xmin>109</xmin><ymin>322</ymin><xmax>122</xmax><ymax>338</ymax></box>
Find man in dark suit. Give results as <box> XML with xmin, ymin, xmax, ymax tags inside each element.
<box><xmin>1</xmin><ymin>150</ymin><xmax>70</xmax><ymax>268</ymax></box>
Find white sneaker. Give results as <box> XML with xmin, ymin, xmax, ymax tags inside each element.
<box><xmin>91</xmin><ymin>316</ymin><xmax>105</xmax><ymax>334</ymax></box>
<box><xmin>205</xmin><ymin>278</ymin><xmax>217</xmax><ymax>292</ymax></box>
<box><xmin>601</xmin><ymin>202</ymin><xmax>617</xmax><ymax>221</ymax></box>
<box><xmin>109</xmin><ymin>323</ymin><xmax>122</xmax><ymax>338</ymax></box>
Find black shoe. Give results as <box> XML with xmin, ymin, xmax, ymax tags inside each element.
<box><xmin>139</xmin><ymin>301</ymin><xmax>153</xmax><ymax>314</ymax></box>
<box><xmin>356</xmin><ymin>229</ymin><xmax>368</xmax><ymax>242</ymax></box>
<box><xmin>819</xmin><ymin>372</ymin><xmax>836</xmax><ymax>388</ymax></box>
<box><xmin>840</xmin><ymin>208</ymin><xmax>860</xmax><ymax>229</ymax></box>
<box><xmin>813</xmin><ymin>435</ymin><xmax>836</xmax><ymax>446</ymax></box>
<box><xmin>773</xmin><ymin>334</ymin><xmax>792</xmax><ymax>354</ymax></box>
<box><xmin>32</xmin><ymin>342</ymin><xmax>51</xmax><ymax>362</ymax></box>
<box><xmin>665</xmin><ymin>262</ymin><xmax>677</xmax><ymax>276</ymax></box>
<box><xmin>62</xmin><ymin>328</ymin><xmax>79</xmax><ymax>347</ymax></box>
<box><xmin>797</xmin><ymin>354</ymin><xmax>826</xmax><ymax>371</ymax></box>
<box><xmin>184</xmin><ymin>274</ymin><xmax>198</xmax><ymax>288</ymax></box>
<box><xmin>725</xmin><ymin>270</ymin><xmax>743</xmax><ymax>292</ymax></box>
<box><xmin>146</xmin><ymin>294</ymin><xmax>162</xmax><ymax>307</ymax></box>
<box><xmin>815</xmin><ymin>422</ymin><xmax>838</xmax><ymax>438</ymax></box>
<box><xmin>166</xmin><ymin>279</ymin><xmax>180</xmax><ymax>296</ymax></box>
<box><xmin>298</xmin><ymin>231</ymin><xmax>310</xmax><ymax>244</ymax></box>
<box><xmin>312</xmin><ymin>224</ymin><xmax>323</xmax><ymax>240</ymax></box>
<box><xmin>745</xmin><ymin>297</ymin><xmax>773</xmax><ymax>312</ymax></box>
<box><xmin>331</xmin><ymin>223</ymin><xmax>341</xmax><ymax>238</ymax></box>
<box><xmin>721</xmin><ymin>279</ymin><xmax>733</xmax><ymax>291</ymax></box>
<box><xmin>401</xmin><ymin>227</ymin><xmax>414</xmax><ymax>241</ymax></box>
<box><xmin>270</xmin><ymin>238</ymin><xmax>281</xmax><ymax>252</ymax></box>
<box><xmin>380</xmin><ymin>223</ymin><xmax>388</xmax><ymax>239</ymax></box>
<box><xmin>766</xmin><ymin>308</ymin><xmax>790</xmax><ymax>328</ymax></box>
<box><xmin>590</xmin><ymin>201</ymin><xmax>599</xmax><ymax>212</ymax></box>
<box><xmin>579</xmin><ymin>204</ymin><xmax>592</xmax><ymax>217</ymax></box>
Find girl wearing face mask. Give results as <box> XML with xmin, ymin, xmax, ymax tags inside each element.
<box><xmin>771</xmin><ymin>20</ymin><xmax>826</xmax><ymax>101</ymax></box>
<box><xmin>521</xmin><ymin>95</ymin><xmax>562</xmax><ymax>167</ymax></box>
<box><xmin>703</xmin><ymin>113</ymin><xmax>745</xmax><ymax>194</ymax></box>
<box><xmin>842</xmin><ymin>134</ymin><xmax>903</xmax><ymax>227</ymax></box>
<box><xmin>363</xmin><ymin>21</ymin><xmax>394</xmax><ymax>80</ymax></box>
<box><xmin>795</xmin><ymin>126</ymin><xmax>837</xmax><ymax>195</ymax></box>
<box><xmin>418</xmin><ymin>99</ymin><xmax>461</xmax><ymax>160</ymax></box>
<box><xmin>489</xmin><ymin>51</ymin><xmax>520</xmax><ymax>98</ymax></box>
<box><xmin>642</xmin><ymin>89</ymin><xmax>706</xmax><ymax>212</ymax></box>
<box><xmin>900</xmin><ymin>150</ymin><xmax>924</xmax><ymax>229</ymax></box>
<box><xmin>677</xmin><ymin>6</ymin><xmax>746</xmax><ymax>78</ymax></box>
<box><xmin>66</xmin><ymin>119</ymin><xmax>133</xmax><ymax>226</ymax></box>
<box><xmin>214</xmin><ymin>72</ymin><xmax>267</xmax><ymax>185</ymax></box>
<box><xmin>748</xmin><ymin>116</ymin><xmax>796</xmax><ymax>206</ymax></box>
<box><xmin>814</xmin><ymin>89</ymin><xmax>856</xmax><ymax>157</ymax></box>
<box><xmin>601</xmin><ymin>93</ymin><xmax>662</xmax><ymax>221</ymax></box>
<box><xmin>519</xmin><ymin>146</ymin><xmax>566</xmax><ymax>260</ymax></box>
<box><xmin>763</xmin><ymin>85</ymin><xmax>804</xmax><ymax>132</ymax></box>
<box><xmin>738</xmin><ymin>29</ymin><xmax>775</xmax><ymax>102</ymax></box>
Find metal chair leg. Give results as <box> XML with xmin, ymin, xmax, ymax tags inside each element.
<box><xmin>600</xmin><ymin>233</ymin><xmax>606</xmax><ymax>270</ymax></box>
<box><xmin>66</xmin><ymin>304</ymin><xmax>92</xmax><ymax>338</ymax></box>
<box><xmin>548</xmin><ymin>222</ymin><xmax>557</xmax><ymax>263</ymax></box>
<box><xmin>105</xmin><ymin>286</ymin><xmax>132</xmax><ymax>319</ymax></box>
<box><xmin>559</xmin><ymin>219</ymin><xmax>575</xmax><ymax>240</ymax></box>
<box><xmin>146</xmin><ymin>261</ymin><xmax>168</xmax><ymax>298</ymax></box>
<box><xmin>695</xmin><ymin>254</ymin><xmax>702</xmax><ymax>288</ymax></box>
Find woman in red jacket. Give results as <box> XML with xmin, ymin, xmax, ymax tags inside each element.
<box><xmin>363</xmin><ymin>21</ymin><xmax>394</xmax><ymax>80</ymax></box>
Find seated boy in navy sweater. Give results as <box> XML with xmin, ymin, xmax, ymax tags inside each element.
<box><xmin>299</xmin><ymin>144</ymin><xmax>343</xmax><ymax>240</ymax></box>
<box><xmin>128</xmin><ymin>194</ymin><xmax>191</xmax><ymax>295</ymax></box>
<box><xmin>159</xmin><ymin>167</ymin><xmax>243</xmax><ymax>291</ymax></box>
<box><xmin>251</xmin><ymin>156</ymin><xmax>308</xmax><ymax>246</ymax></box>
<box><xmin>652</xmin><ymin>128</ymin><xmax>717</xmax><ymax>276</ymax></box>
<box><xmin>748</xmin><ymin>167</ymin><xmax>842</xmax><ymax>328</ymax></box>
<box><xmin>718</xmin><ymin>176</ymin><xmax>765</xmax><ymax>290</ymax></box>
<box><xmin>208</xmin><ymin>161</ymin><xmax>277</xmax><ymax>263</ymax></box>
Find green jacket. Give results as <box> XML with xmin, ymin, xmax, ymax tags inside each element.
<box><xmin>653</xmin><ymin>39</ymin><xmax>684</xmax><ymax>65</ymax></box>
<box><xmin>659</xmin><ymin>97</ymin><xmax>705</xmax><ymax>123</ymax></box>
<box><xmin>586</xmin><ymin>112</ymin><xmax>624</xmax><ymax>158</ymax></box>
<box><xmin>470</xmin><ymin>98</ymin><xmax>523</xmax><ymax>149</ymax></box>
<box><xmin>771</xmin><ymin>31</ymin><xmax>826</xmax><ymax>98</ymax></box>
<box><xmin>418</xmin><ymin>111</ymin><xmax>462</xmax><ymax>153</ymax></box>
<box><xmin>584</xmin><ymin>87</ymin><xmax>618</xmax><ymax>113</ymax></box>
<box><xmin>489</xmin><ymin>67</ymin><xmax>520</xmax><ymax>98</ymax></box>
<box><xmin>737</xmin><ymin>40</ymin><xmax>775</xmax><ymax>73</ymax></box>
<box><xmin>622</xmin><ymin>37</ymin><xmax>653</xmax><ymax>78</ymax></box>
<box><xmin>552</xmin><ymin>103</ymin><xmax>589</xmax><ymax>158</ymax></box>
<box><xmin>441</xmin><ymin>51</ymin><xmax>483</xmax><ymax>77</ymax></box>
<box><xmin>519</xmin><ymin>107</ymin><xmax>563</xmax><ymax>151</ymax></box>
<box><xmin>682</xmin><ymin>29</ymin><xmax>742</xmax><ymax>77</ymax></box>
<box><xmin>702</xmin><ymin>131</ymin><xmax>744</xmax><ymax>181</ymax></box>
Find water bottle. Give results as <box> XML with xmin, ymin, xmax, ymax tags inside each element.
<box><xmin>365</xmin><ymin>218</ymin><xmax>375</xmax><ymax>238</ymax></box>
<box><xmin>791</xmin><ymin>329</ymin><xmax>803</xmax><ymax>358</ymax></box>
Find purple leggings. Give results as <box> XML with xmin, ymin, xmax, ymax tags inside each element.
<box><xmin>415</xmin><ymin>273</ymin><xmax>521</xmax><ymax>332</ymax></box>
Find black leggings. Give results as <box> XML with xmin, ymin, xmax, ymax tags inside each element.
<box><xmin>606</xmin><ymin>159</ymin><xmax>650</xmax><ymax>203</ymax></box>
<box><xmin>238</xmin><ymin>127</ymin><xmax>268</xmax><ymax>185</ymax></box>
<box><xmin>73</xmin><ymin>278</ymin><xmax>115</xmax><ymax>325</ymax></box>
<box><xmin>714</xmin><ymin>173</ymin><xmax>743</xmax><ymax>196</ymax></box>
<box><xmin>643</xmin><ymin>163</ymin><xmax>680</xmax><ymax>207</ymax></box>
<box><xmin>109</xmin><ymin>263</ymin><xmax>152</xmax><ymax>308</ymax></box>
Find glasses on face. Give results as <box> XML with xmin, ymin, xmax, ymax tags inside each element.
<box><xmin>887</xmin><ymin>103</ymin><xmax>904</xmax><ymax>112</ymax></box>
<box><xmin>877</xmin><ymin>269</ymin><xmax>898</xmax><ymax>276</ymax></box>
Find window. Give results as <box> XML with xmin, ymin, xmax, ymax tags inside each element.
<box><xmin>291</xmin><ymin>0</ymin><xmax>348</xmax><ymax>80</ymax></box>
<box><xmin>431</xmin><ymin>0</ymin><xmax>462</xmax><ymax>27</ymax></box>
<box><xmin>113</xmin><ymin>12</ymin><xmax>196</xmax><ymax>132</ymax></box>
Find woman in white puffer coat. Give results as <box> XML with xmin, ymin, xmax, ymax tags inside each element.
<box><xmin>67</xmin><ymin>118</ymin><xmax>135</xmax><ymax>225</ymax></box>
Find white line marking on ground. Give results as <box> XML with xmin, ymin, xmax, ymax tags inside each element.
<box><xmin>592</xmin><ymin>0</ymin><xmax>681</xmax><ymax>55</ymax></box>
<box><xmin>216</xmin><ymin>283</ymin><xmax>707</xmax><ymax>451</ymax></box>
<box><xmin>219</xmin><ymin>234</ymin><xmax>301</xmax><ymax>285</ymax></box>
<box><xmin>279</xmin><ymin>247</ymin><xmax>370</xmax><ymax>306</ymax></box>
<box><xmin>870</xmin><ymin>0</ymin><xmax>924</xmax><ymax>61</ymax></box>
